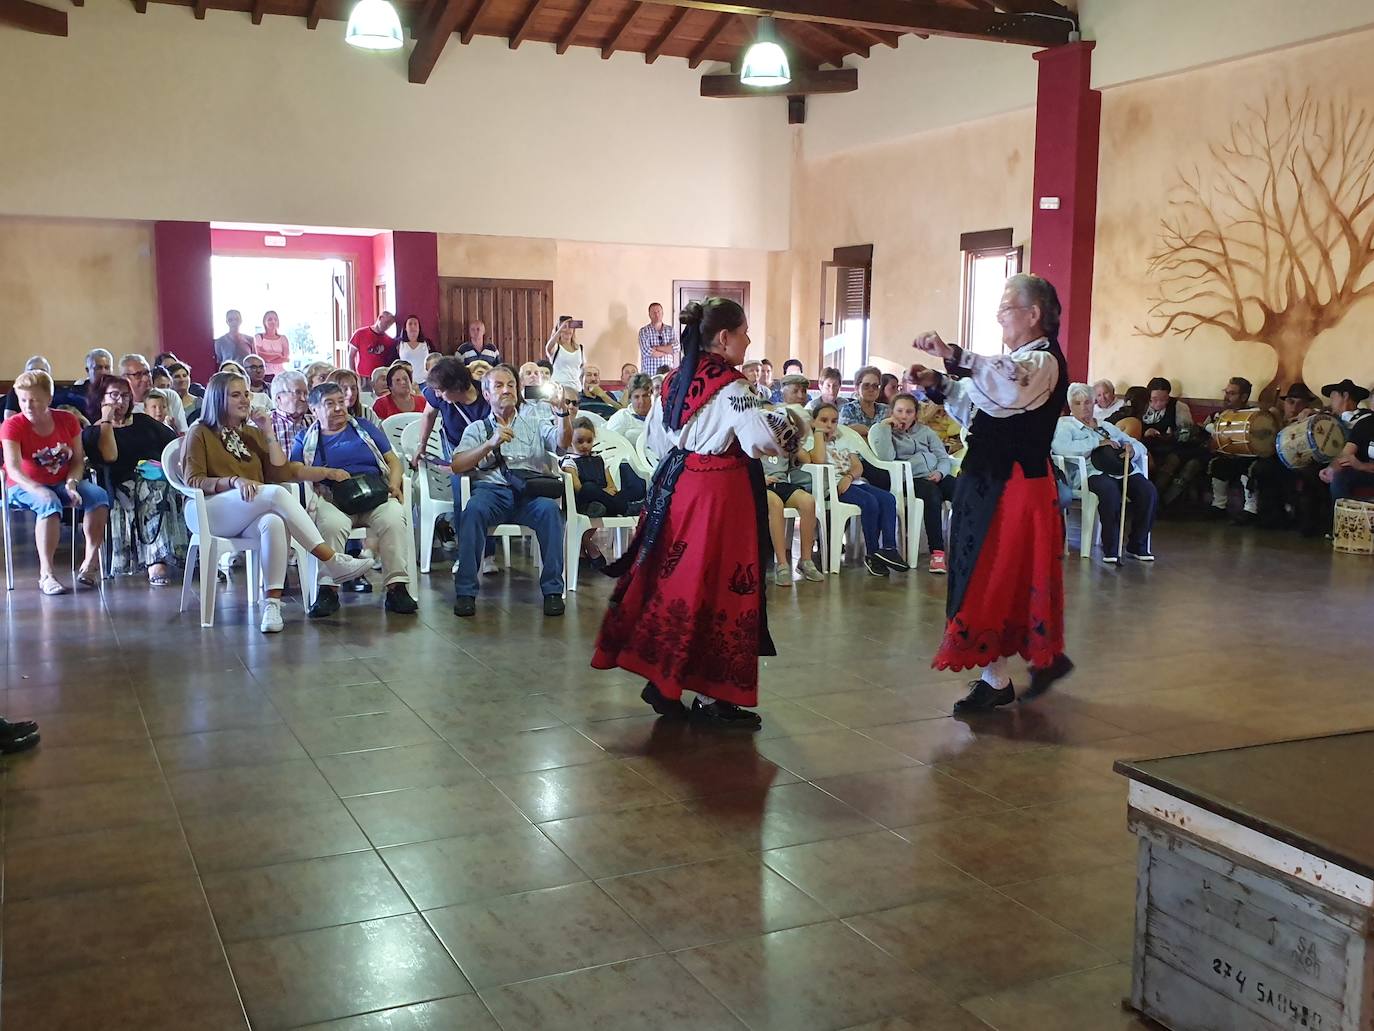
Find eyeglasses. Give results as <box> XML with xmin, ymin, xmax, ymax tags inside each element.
<box><xmin>128</xmin><ymin>369</ymin><xmax>151</xmax><ymax>380</ymax></box>
<box><xmin>103</xmin><ymin>392</ymin><xmax>130</xmax><ymax>401</ymax></box>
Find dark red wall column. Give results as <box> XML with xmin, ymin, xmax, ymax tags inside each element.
<box><xmin>1030</xmin><ymin>41</ymin><xmax>1101</xmax><ymax>385</ymax></box>
<box><xmin>391</xmin><ymin>231</ymin><xmax>440</xmax><ymax>347</ymax></box>
<box><xmin>153</xmin><ymin>220</ymin><xmax>215</xmax><ymax>379</ymax></box>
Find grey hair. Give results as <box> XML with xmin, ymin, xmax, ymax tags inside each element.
<box><xmin>854</xmin><ymin>365</ymin><xmax>882</xmax><ymax>387</ymax></box>
<box><xmin>308</xmin><ymin>382</ymin><xmax>343</xmax><ymax>407</ymax></box>
<box><xmin>1067</xmin><ymin>382</ymin><xmax>1093</xmax><ymax>407</ymax></box>
<box><xmin>626</xmin><ymin>373</ymin><xmax>654</xmax><ymax>394</ymax></box>
<box><xmin>199</xmin><ymin>371</ymin><xmax>246</xmax><ymax>431</ymax></box>
<box><xmin>85</xmin><ymin>348</ymin><xmax>113</xmax><ymax>372</ymax></box>
<box><xmin>1091</xmin><ymin>378</ymin><xmax>1115</xmax><ymax>395</ymax></box>
<box><xmin>1004</xmin><ymin>273</ymin><xmax>1062</xmax><ymax>343</ymax></box>
<box><xmin>271</xmin><ymin>369</ymin><xmax>307</xmax><ymax>399</ymax></box>
<box><xmin>24</xmin><ymin>355</ymin><xmax>51</xmax><ymax>373</ymax></box>
<box><xmin>118</xmin><ymin>353</ymin><xmax>149</xmax><ymax>371</ymax></box>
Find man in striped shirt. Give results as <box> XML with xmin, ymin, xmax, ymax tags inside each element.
<box><xmin>637</xmin><ymin>302</ymin><xmax>677</xmax><ymax>376</ymax></box>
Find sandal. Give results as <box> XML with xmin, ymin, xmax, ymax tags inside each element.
<box><xmin>38</xmin><ymin>575</ymin><xmax>69</xmax><ymax>596</ymax></box>
<box><xmin>147</xmin><ymin>565</ymin><xmax>172</xmax><ymax>587</ymax></box>
<box><xmin>76</xmin><ymin>568</ymin><xmax>99</xmax><ymax>588</ymax></box>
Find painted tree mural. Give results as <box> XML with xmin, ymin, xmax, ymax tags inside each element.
<box><xmin>1137</xmin><ymin>92</ymin><xmax>1374</xmax><ymax>399</ymax></box>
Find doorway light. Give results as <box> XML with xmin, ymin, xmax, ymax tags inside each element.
<box><xmin>345</xmin><ymin>0</ymin><xmax>404</xmax><ymax>50</ymax></box>
<box><xmin>740</xmin><ymin>18</ymin><xmax>790</xmax><ymax>87</ymax></box>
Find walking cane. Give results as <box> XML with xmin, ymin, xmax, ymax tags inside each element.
<box><xmin>1118</xmin><ymin>443</ymin><xmax>1131</xmax><ymax>559</ymax></box>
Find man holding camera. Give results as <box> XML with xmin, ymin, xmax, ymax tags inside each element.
<box><xmin>449</xmin><ymin>364</ymin><xmax>573</xmax><ymax>618</ymax></box>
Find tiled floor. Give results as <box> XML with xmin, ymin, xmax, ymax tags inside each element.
<box><xmin>1</xmin><ymin>521</ymin><xmax>1371</xmax><ymax>1029</ymax></box>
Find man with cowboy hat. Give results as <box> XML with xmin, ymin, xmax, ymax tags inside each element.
<box><xmin>1321</xmin><ymin>378</ymin><xmax>1372</xmax><ymax>424</ymax></box>
<box><xmin>1319</xmin><ymin>379</ymin><xmax>1374</xmax><ymax>502</ymax></box>
<box><xmin>1249</xmin><ymin>382</ymin><xmax>1325</xmax><ymax>531</ymax></box>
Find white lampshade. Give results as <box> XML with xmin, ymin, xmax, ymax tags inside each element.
<box><xmin>345</xmin><ymin>0</ymin><xmax>404</xmax><ymax>50</ymax></box>
<box><xmin>740</xmin><ymin>18</ymin><xmax>790</xmax><ymax>87</ymax></box>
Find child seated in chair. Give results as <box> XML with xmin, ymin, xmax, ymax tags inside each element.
<box><xmin>142</xmin><ymin>389</ymin><xmax>180</xmax><ymax>434</ymax></box>
<box><xmin>810</xmin><ymin>403</ymin><xmax>908</xmax><ymax>578</ymax></box>
<box><xmin>561</xmin><ymin>417</ymin><xmax>642</xmax><ymax>570</ymax></box>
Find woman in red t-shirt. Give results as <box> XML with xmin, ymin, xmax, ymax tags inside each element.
<box><xmin>0</xmin><ymin>371</ymin><xmax>109</xmax><ymax>595</ymax></box>
<box><xmin>372</xmin><ymin>362</ymin><xmax>429</xmax><ymax>421</ymax></box>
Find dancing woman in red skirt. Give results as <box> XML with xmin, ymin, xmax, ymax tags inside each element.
<box><xmin>592</xmin><ymin>298</ymin><xmax>805</xmax><ymax>729</ymax></box>
<box><xmin>910</xmin><ymin>274</ymin><xmax>1075</xmax><ymax>714</ymax></box>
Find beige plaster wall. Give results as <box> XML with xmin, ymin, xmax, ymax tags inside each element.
<box><xmin>788</xmin><ymin>109</ymin><xmax>1036</xmax><ymax>373</ymax></box>
<box><xmin>0</xmin><ymin>219</ymin><xmax>158</xmax><ymax>379</ymax></box>
<box><xmin>1091</xmin><ymin>27</ymin><xmax>1374</xmax><ymax>398</ymax></box>
<box><xmin>437</xmin><ymin>234</ymin><xmax>782</xmax><ymax>374</ymax></box>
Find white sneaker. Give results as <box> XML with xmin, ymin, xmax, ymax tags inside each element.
<box><xmin>259</xmin><ymin>598</ymin><xmax>284</xmax><ymax>633</ymax></box>
<box><xmin>799</xmin><ymin>559</ymin><xmax>825</xmax><ymax>582</ymax></box>
<box><xmin>323</xmin><ymin>553</ymin><xmax>373</xmax><ymax>582</ymax></box>
<box><xmin>481</xmin><ymin>556</ymin><xmax>499</xmax><ymax>576</ymax></box>
<box><xmin>774</xmin><ymin>562</ymin><xmax>792</xmax><ymax>587</ymax></box>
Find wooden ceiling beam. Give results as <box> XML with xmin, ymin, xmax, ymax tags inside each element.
<box><xmin>132</xmin><ymin>0</ymin><xmax>146</xmax><ymax>12</ymax></box>
<box><xmin>556</xmin><ymin>0</ymin><xmax>599</xmax><ymax>54</ymax></box>
<box><xmin>995</xmin><ymin>0</ymin><xmax>1073</xmax><ymax>16</ymax></box>
<box><xmin>250</xmin><ymin>0</ymin><xmax>265</xmax><ymax>24</ymax></box>
<box><xmin>409</xmin><ymin>0</ymin><xmax>476</xmax><ymax>83</ymax></box>
<box><xmin>701</xmin><ymin>66</ymin><xmax>857</xmax><ymax>97</ymax></box>
<box><xmin>412</xmin><ymin>0</ymin><xmax>442</xmax><ymax>37</ymax></box>
<box><xmin>0</xmin><ymin>0</ymin><xmax>67</xmax><ymax>34</ymax></box>
<box><xmin>806</xmin><ymin>22</ymin><xmax>870</xmax><ymax>59</ymax></box>
<box><xmin>774</xmin><ymin>20</ymin><xmax>840</xmax><ymax>68</ymax></box>
<box><xmin>601</xmin><ymin>1</ymin><xmax>643</xmax><ymax>58</ymax></box>
<box><xmin>459</xmin><ymin>0</ymin><xmax>491</xmax><ymax>44</ymax></box>
<box><xmin>644</xmin><ymin>5</ymin><xmax>690</xmax><ymax>64</ymax></box>
<box><xmin>687</xmin><ymin>12</ymin><xmax>734</xmax><ymax>68</ymax></box>
<box><xmin>636</xmin><ymin>1</ymin><xmax>1072</xmax><ymax>46</ymax></box>
<box><xmin>852</xmin><ymin>26</ymin><xmax>901</xmax><ymax>47</ymax></box>
<box><xmin>509</xmin><ymin>0</ymin><xmax>548</xmax><ymax>48</ymax></box>
<box><xmin>305</xmin><ymin>0</ymin><xmax>324</xmax><ymax>28</ymax></box>
<box><xmin>193</xmin><ymin>0</ymin><xmax>208</xmax><ymax>19</ymax></box>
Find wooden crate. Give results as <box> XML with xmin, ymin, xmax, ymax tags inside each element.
<box><xmin>1129</xmin><ymin>812</ymin><xmax>1374</xmax><ymax>1030</ymax></box>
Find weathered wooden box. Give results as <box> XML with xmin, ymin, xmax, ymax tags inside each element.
<box><xmin>1117</xmin><ymin>733</ymin><xmax>1374</xmax><ymax>1031</ymax></box>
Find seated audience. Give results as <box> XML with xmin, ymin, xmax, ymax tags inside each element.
<box><xmin>871</xmin><ymin>393</ymin><xmax>955</xmax><ymax>574</ymax></box>
<box><xmin>839</xmin><ymin>365</ymin><xmax>888</xmax><ymax>439</ymax></box>
<box><xmin>1205</xmin><ymin>376</ymin><xmax>1260</xmax><ymax>524</ymax></box>
<box><xmin>1141</xmin><ymin>376</ymin><xmax>1203</xmax><ymax>506</ymax></box>
<box><xmin>290</xmin><ymin>383</ymin><xmax>417</xmax><ymax>616</ymax></box>
<box><xmin>141</xmin><ymin>389</ymin><xmax>177</xmax><ymax>431</ymax></box>
<box><xmin>242</xmin><ymin>353</ymin><xmax>270</xmax><ymax>395</ymax></box>
<box><xmin>455</xmin><ymin>319</ymin><xmax>500</xmax><ymax>368</ymax></box>
<box><xmin>1320</xmin><ymin>378</ymin><xmax>1374</xmax><ymax>500</ymax></box>
<box><xmin>304</xmin><ymin>361</ymin><xmax>335</xmax><ymax>390</ymax></box>
<box><xmin>417</xmin><ymin>357</ymin><xmax>495</xmax><ymax>570</ymax></box>
<box><xmin>1109</xmin><ymin>385</ymin><xmax>1150</xmax><ymax>427</ymax></box>
<box><xmin>449</xmin><ymin>364</ymin><xmax>572</xmax><ymax>618</ymax></box>
<box><xmin>151</xmin><ymin>365</ymin><xmax>174</xmax><ymax>393</ymax></box>
<box><xmin>328</xmin><ymin>367</ymin><xmax>375</xmax><ymax>424</ymax></box>
<box><xmin>1250</xmin><ymin>382</ymin><xmax>1322</xmax><ymax>531</ymax></box>
<box><xmin>466</xmin><ymin>358</ymin><xmax>491</xmax><ymax>382</ymax></box>
<box><xmin>606</xmin><ymin>373</ymin><xmax>654</xmax><ymax>446</ymax></box>
<box><xmin>166</xmin><ymin>361</ymin><xmax>201</xmax><ymax>423</ymax></box>
<box><xmin>372</xmin><ymin>362</ymin><xmax>428</xmax><ymax>420</ymax></box>
<box><xmin>219</xmin><ymin>361</ymin><xmax>271</xmax><ymax>416</ymax></box>
<box><xmin>269</xmin><ymin>371</ymin><xmax>312</xmax><ymax>450</ymax></box>
<box><xmin>367</xmin><ymin>367</ymin><xmax>389</xmax><ymax>404</ymax></box>
<box><xmin>1</xmin><ymin>370</ymin><xmax>109</xmax><ymax>594</ymax></box>
<box><xmin>121</xmin><ymin>353</ymin><xmax>189</xmax><ymax>432</ymax></box>
<box><xmin>811</xmin><ymin>402</ymin><xmax>906</xmax><ymax>576</ymax></box>
<box><xmin>180</xmin><ymin>371</ymin><xmax>372</xmax><ymax>633</ymax></box>
<box><xmin>518</xmin><ymin>361</ymin><xmax>547</xmax><ymax>397</ymax></box>
<box><xmin>809</xmin><ymin>366</ymin><xmax>845</xmax><ymax>415</ymax></box>
<box><xmin>782</xmin><ymin>358</ymin><xmax>804</xmax><ymax>377</ymax></box>
<box><xmin>82</xmin><ymin>374</ymin><xmax>183</xmax><ymax>583</ymax></box>
<box><xmin>579</xmin><ymin>365</ymin><xmax>622</xmax><ymax>410</ymax></box>
<box><xmin>759</xmin><ymin>358</ymin><xmax>781</xmax><ymax>403</ymax></box>
<box><xmin>1092</xmin><ymin>379</ymin><xmax>1126</xmax><ymax>422</ymax></box>
<box><xmin>741</xmin><ymin>360</ymin><xmax>769</xmax><ymax>401</ymax></box>
<box><xmin>918</xmin><ymin>388</ymin><xmax>965</xmax><ymax>456</ymax></box>
<box><xmin>618</xmin><ymin>363</ymin><xmax>639</xmax><ymax>392</ymax></box>
<box><xmin>72</xmin><ymin>348</ymin><xmax>114</xmax><ymax>400</ymax></box>
<box><xmin>761</xmin><ymin>428</ymin><xmax>823</xmax><ymax>585</ymax></box>
<box><xmin>778</xmin><ymin>374</ymin><xmax>811</xmax><ymax>408</ymax></box>
<box><xmin>4</xmin><ymin>356</ymin><xmax>56</xmax><ymax>420</ymax></box>
<box><xmin>879</xmin><ymin>373</ymin><xmax>900</xmax><ymax>406</ymax></box>
<box><xmin>1054</xmin><ymin>382</ymin><xmax>1157</xmax><ymax>562</ymax></box>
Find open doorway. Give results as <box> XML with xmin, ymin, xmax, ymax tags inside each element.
<box><xmin>820</xmin><ymin>245</ymin><xmax>872</xmax><ymax>379</ymax></box>
<box><xmin>211</xmin><ymin>255</ymin><xmax>351</xmax><ymax>369</ymax></box>
<box><xmin>959</xmin><ymin>229</ymin><xmax>1023</xmax><ymax>357</ymax></box>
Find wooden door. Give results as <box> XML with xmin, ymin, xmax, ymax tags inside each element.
<box><xmin>438</xmin><ymin>277</ymin><xmax>554</xmax><ymax>368</ymax></box>
<box><xmin>672</xmin><ymin>280</ymin><xmax>751</xmax><ymax>324</ymax></box>
<box><xmin>820</xmin><ymin>251</ymin><xmax>871</xmax><ymax>379</ymax></box>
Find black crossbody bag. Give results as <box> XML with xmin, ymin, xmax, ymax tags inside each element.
<box><xmin>485</xmin><ymin>418</ymin><xmax>562</xmax><ymax>500</ymax></box>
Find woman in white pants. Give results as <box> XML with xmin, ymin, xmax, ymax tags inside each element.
<box><xmin>181</xmin><ymin>372</ymin><xmax>372</xmax><ymax>632</ymax></box>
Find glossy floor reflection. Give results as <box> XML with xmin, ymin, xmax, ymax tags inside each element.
<box><xmin>2</xmin><ymin>522</ymin><xmax>1370</xmax><ymax>1029</ymax></box>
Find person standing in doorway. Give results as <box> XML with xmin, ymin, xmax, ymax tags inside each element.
<box><xmin>638</xmin><ymin>302</ymin><xmax>677</xmax><ymax>376</ymax></box>
<box><xmin>395</xmin><ymin>315</ymin><xmax>433</xmax><ymax>384</ymax></box>
<box><xmin>349</xmin><ymin>312</ymin><xmax>398</xmax><ymax>380</ymax></box>
<box><xmin>214</xmin><ymin>310</ymin><xmax>254</xmax><ymax>365</ymax></box>
<box><xmin>254</xmin><ymin>310</ymin><xmax>291</xmax><ymax>377</ymax></box>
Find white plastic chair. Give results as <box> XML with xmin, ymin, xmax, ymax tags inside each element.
<box><xmin>634</xmin><ymin>424</ymin><xmax>660</xmax><ymax>476</ymax></box>
<box><xmin>381</xmin><ymin>412</ymin><xmax>422</xmax><ymax>459</ymax></box>
<box><xmin>1</xmin><ymin>465</ymin><xmax>100</xmax><ymax>591</ymax></box>
<box><xmin>163</xmin><ymin>439</ymin><xmax>310</xmax><ymax>627</ymax></box>
<box><xmin>834</xmin><ymin>424</ymin><xmax>918</xmax><ymax>563</ymax></box>
<box><xmin>563</xmin><ymin>434</ymin><xmax>646</xmax><ymax>591</ymax></box>
<box><xmin>1052</xmin><ymin>454</ymin><xmax>1099</xmax><ymax>559</ymax></box>
<box><xmin>401</xmin><ymin>419</ymin><xmax>454</xmax><ymax>574</ymax></box>
<box><xmin>778</xmin><ymin>462</ymin><xmax>829</xmax><ymax>574</ymax></box>
<box><xmin>456</xmin><ymin>470</ymin><xmax>549</xmax><ymax>579</ymax></box>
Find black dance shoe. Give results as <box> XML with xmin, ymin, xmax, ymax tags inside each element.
<box><xmin>952</xmin><ymin>680</ymin><xmax>1016</xmax><ymax>715</ymax></box>
<box><xmin>690</xmin><ymin>697</ymin><xmax>762</xmax><ymax>730</ymax></box>
<box><xmin>1021</xmin><ymin>654</ymin><xmax>1075</xmax><ymax>702</ymax></box>
<box><xmin>307</xmin><ymin>586</ymin><xmax>340</xmax><ymax>620</ymax></box>
<box><xmin>864</xmin><ymin>554</ymin><xmax>889</xmax><ymax>577</ymax></box>
<box><xmin>641</xmin><ymin>683</ymin><xmax>688</xmax><ymax>719</ymax></box>
<box><xmin>0</xmin><ymin>718</ymin><xmax>39</xmax><ymax>740</ymax></box>
<box><xmin>0</xmin><ymin>730</ymin><xmax>39</xmax><ymax>755</ymax></box>
<box><xmin>874</xmin><ymin>548</ymin><xmax>910</xmax><ymax>572</ymax></box>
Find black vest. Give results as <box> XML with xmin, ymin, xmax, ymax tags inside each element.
<box><xmin>957</xmin><ymin>340</ymin><xmax>1069</xmax><ymax>481</ymax></box>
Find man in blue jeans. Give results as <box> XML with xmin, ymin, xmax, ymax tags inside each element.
<box><xmin>449</xmin><ymin>364</ymin><xmax>572</xmax><ymax>617</ymax></box>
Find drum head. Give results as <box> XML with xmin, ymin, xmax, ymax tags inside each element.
<box><xmin>1308</xmin><ymin>413</ymin><xmax>1347</xmax><ymax>463</ymax></box>
<box><xmin>1114</xmin><ymin>417</ymin><xmax>1143</xmax><ymax>440</ymax></box>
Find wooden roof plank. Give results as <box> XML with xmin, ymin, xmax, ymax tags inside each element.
<box><xmin>0</xmin><ymin>0</ymin><xmax>68</xmax><ymax>34</ymax></box>
<box><xmin>409</xmin><ymin>0</ymin><xmax>477</xmax><ymax>83</ymax></box>
<box><xmin>635</xmin><ymin>0</ymin><xmax>1071</xmax><ymax>46</ymax></box>
<box><xmin>601</xmin><ymin>0</ymin><xmax>642</xmax><ymax>58</ymax></box>
<box><xmin>509</xmin><ymin>0</ymin><xmax>549</xmax><ymax>48</ymax></box>
<box><xmin>306</xmin><ymin>0</ymin><xmax>324</xmax><ymax>28</ymax></box>
<box><xmin>251</xmin><ymin>0</ymin><xmax>265</xmax><ymax>24</ymax></box>
<box><xmin>774</xmin><ymin>20</ymin><xmax>840</xmax><ymax>68</ymax></box>
<box><xmin>645</xmin><ymin>5</ymin><xmax>692</xmax><ymax>63</ymax></box>
<box><xmin>556</xmin><ymin>0</ymin><xmax>599</xmax><ymax>54</ymax></box>
<box><xmin>687</xmin><ymin>12</ymin><xmax>734</xmax><ymax>68</ymax></box>
<box><xmin>460</xmin><ymin>0</ymin><xmax>492</xmax><ymax>44</ymax></box>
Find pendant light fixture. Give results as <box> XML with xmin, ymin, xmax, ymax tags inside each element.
<box><xmin>345</xmin><ymin>0</ymin><xmax>404</xmax><ymax>50</ymax></box>
<box><xmin>740</xmin><ymin>17</ymin><xmax>790</xmax><ymax>87</ymax></box>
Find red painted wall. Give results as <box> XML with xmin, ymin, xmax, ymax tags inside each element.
<box><xmin>209</xmin><ymin>229</ymin><xmax>379</xmax><ymax>329</ymax></box>
<box><xmin>1030</xmin><ymin>42</ymin><xmax>1101</xmax><ymax>385</ymax></box>
<box><xmin>154</xmin><ymin>220</ymin><xmax>215</xmax><ymax>378</ymax></box>
<box><xmin>392</xmin><ymin>231</ymin><xmax>440</xmax><ymax>347</ymax></box>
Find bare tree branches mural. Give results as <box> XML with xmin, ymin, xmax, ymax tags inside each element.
<box><xmin>1136</xmin><ymin>92</ymin><xmax>1374</xmax><ymax>397</ymax></box>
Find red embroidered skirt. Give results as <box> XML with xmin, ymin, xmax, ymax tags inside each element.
<box><xmin>933</xmin><ymin>465</ymin><xmax>1064</xmax><ymax>672</ymax></box>
<box><xmin>592</xmin><ymin>452</ymin><xmax>763</xmax><ymax>707</ymax></box>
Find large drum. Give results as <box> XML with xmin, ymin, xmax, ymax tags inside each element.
<box><xmin>1276</xmin><ymin>412</ymin><xmax>1346</xmax><ymax>469</ymax></box>
<box><xmin>1211</xmin><ymin>408</ymin><xmax>1278</xmax><ymax>457</ymax></box>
